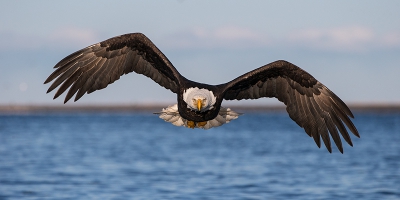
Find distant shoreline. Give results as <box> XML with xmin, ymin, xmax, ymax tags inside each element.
<box><xmin>1</xmin><ymin>103</ymin><xmax>400</xmax><ymax>114</ymax></box>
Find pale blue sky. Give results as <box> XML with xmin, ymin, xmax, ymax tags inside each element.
<box><xmin>1</xmin><ymin>1</ymin><xmax>399</xmax><ymax>105</ymax></box>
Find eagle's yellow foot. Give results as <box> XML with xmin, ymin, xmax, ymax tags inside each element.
<box><xmin>197</xmin><ymin>121</ymin><xmax>207</xmax><ymax>127</ymax></box>
<box><xmin>187</xmin><ymin>121</ymin><xmax>195</xmax><ymax>129</ymax></box>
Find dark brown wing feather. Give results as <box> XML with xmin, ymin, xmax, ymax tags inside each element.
<box><xmin>223</xmin><ymin>60</ymin><xmax>359</xmax><ymax>153</ymax></box>
<box><xmin>44</xmin><ymin>33</ymin><xmax>181</xmax><ymax>103</ymax></box>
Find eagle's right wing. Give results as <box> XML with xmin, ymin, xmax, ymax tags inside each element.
<box><xmin>45</xmin><ymin>33</ymin><xmax>181</xmax><ymax>103</ymax></box>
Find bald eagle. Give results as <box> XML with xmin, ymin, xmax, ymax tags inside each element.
<box><xmin>44</xmin><ymin>33</ymin><xmax>359</xmax><ymax>153</ymax></box>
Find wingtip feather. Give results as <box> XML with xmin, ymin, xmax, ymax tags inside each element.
<box><xmin>63</xmin><ymin>97</ymin><xmax>70</xmax><ymax>104</ymax></box>
<box><xmin>338</xmin><ymin>147</ymin><xmax>344</xmax><ymax>154</ymax></box>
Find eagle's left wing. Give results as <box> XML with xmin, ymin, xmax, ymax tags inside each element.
<box><xmin>222</xmin><ymin>60</ymin><xmax>359</xmax><ymax>153</ymax></box>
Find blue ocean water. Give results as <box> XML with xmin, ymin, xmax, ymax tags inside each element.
<box><xmin>0</xmin><ymin>111</ymin><xmax>399</xmax><ymax>200</ymax></box>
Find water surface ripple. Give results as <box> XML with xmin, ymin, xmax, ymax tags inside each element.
<box><xmin>0</xmin><ymin>112</ymin><xmax>399</xmax><ymax>199</ymax></box>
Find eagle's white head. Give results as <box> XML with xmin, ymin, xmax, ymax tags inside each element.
<box><xmin>183</xmin><ymin>87</ymin><xmax>216</xmax><ymax>112</ymax></box>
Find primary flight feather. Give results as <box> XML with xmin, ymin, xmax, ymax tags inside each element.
<box><xmin>45</xmin><ymin>33</ymin><xmax>359</xmax><ymax>153</ymax></box>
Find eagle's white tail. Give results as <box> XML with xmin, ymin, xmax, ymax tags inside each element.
<box><xmin>156</xmin><ymin>104</ymin><xmax>240</xmax><ymax>129</ymax></box>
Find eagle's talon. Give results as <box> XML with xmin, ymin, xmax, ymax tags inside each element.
<box><xmin>187</xmin><ymin>121</ymin><xmax>195</xmax><ymax>129</ymax></box>
<box><xmin>197</xmin><ymin>121</ymin><xmax>207</xmax><ymax>127</ymax></box>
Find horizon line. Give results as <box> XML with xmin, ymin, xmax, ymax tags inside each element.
<box><xmin>1</xmin><ymin>103</ymin><xmax>400</xmax><ymax>114</ymax></box>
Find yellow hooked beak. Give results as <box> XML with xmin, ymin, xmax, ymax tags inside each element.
<box><xmin>196</xmin><ymin>99</ymin><xmax>203</xmax><ymax>111</ymax></box>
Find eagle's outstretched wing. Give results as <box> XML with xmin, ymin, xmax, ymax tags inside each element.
<box><xmin>223</xmin><ymin>60</ymin><xmax>359</xmax><ymax>153</ymax></box>
<box><xmin>45</xmin><ymin>33</ymin><xmax>181</xmax><ymax>103</ymax></box>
